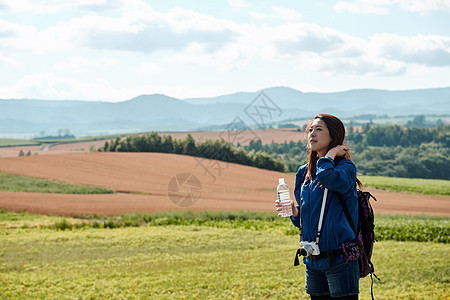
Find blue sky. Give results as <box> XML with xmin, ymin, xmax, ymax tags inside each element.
<box><xmin>0</xmin><ymin>0</ymin><xmax>449</xmax><ymax>101</ymax></box>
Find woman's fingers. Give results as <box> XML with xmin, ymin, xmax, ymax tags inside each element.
<box><xmin>275</xmin><ymin>199</ymin><xmax>283</xmax><ymax>214</ymax></box>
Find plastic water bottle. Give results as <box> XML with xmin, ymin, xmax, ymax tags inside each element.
<box><xmin>277</xmin><ymin>178</ymin><xmax>293</xmax><ymax>217</ymax></box>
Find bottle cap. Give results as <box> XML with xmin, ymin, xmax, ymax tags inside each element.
<box><xmin>279</xmin><ymin>178</ymin><xmax>285</xmax><ymax>184</ymax></box>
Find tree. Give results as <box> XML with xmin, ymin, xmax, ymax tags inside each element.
<box><xmin>173</xmin><ymin>139</ymin><xmax>184</xmax><ymax>154</ymax></box>
<box><xmin>134</xmin><ymin>136</ymin><xmax>149</xmax><ymax>152</ymax></box>
<box><xmin>109</xmin><ymin>136</ymin><xmax>121</xmax><ymax>151</ymax></box>
<box><xmin>146</xmin><ymin>132</ymin><xmax>162</xmax><ymax>152</ymax></box>
<box><xmin>183</xmin><ymin>134</ymin><xmax>197</xmax><ymax>155</ymax></box>
<box><xmin>362</xmin><ymin>123</ymin><xmax>371</xmax><ymax>133</ymax></box>
<box><xmin>102</xmin><ymin>141</ymin><xmax>109</xmax><ymax>152</ymax></box>
<box><xmin>161</xmin><ymin>135</ymin><xmax>174</xmax><ymax>153</ymax></box>
<box><xmin>347</xmin><ymin>121</ymin><xmax>354</xmax><ymax>141</ymax></box>
<box><xmin>231</xmin><ymin>147</ymin><xmax>252</xmax><ymax>166</ymax></box>
<box><xmin>406</xmin><ymin>115</ymin><xmax>426</xmax><ymax>127</ymax></box>
<box><xmin>249</xmin><ymin>139</ymin><xmax>262</xmax><ymax>152</ymax></box>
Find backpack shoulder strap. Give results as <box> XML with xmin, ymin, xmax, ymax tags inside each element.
<box><xmin>336</xmin><ymin>192</ymin><xmax>357</xmax><ymax>235</ymax></box>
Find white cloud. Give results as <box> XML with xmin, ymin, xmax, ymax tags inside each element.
<box><xmin>0</xmin><ymin>6</ymin><xmax>242</xmax><ymax>77</ymax></box>
<box><xmin>228</xmin><ymin>0</ymin><xmax>249</xmax><ymax>9</ymax></box>
<box><xmin>297</xmin><ymin>31</ymin><xmax>450</xmax><ymax>75</ymax></box>
<box><xmin>138</xmin><ymin>61</ymin><xmax>163</xmax><ymax>75</ymax></box>
<box><xmin>55</xmin><ymin>57</ymin><xmax>120</xmax><ymax>72</ymax></box>
<box><xmin>0</xmin><ymin>73</ymin><xmax>83</xmax><ymax>99</ymax></box>
<box><xmin>270</xmin><ymin>6</ymin><xmax>303</xmax><ymax>22</ymax></box>
<box><xmin>162</xmin><ymin>41</ymin><xmax>251</xmax><ymax>72</ymax></box>
<box><xmin>373</xmin><ymin>34</ymin><xmax>450</xmax><ymax>66</ymax></box>
<box><xmin>334</xmin><ymin>0</ymin><xmax>391</xmax><ymax>14</ymax></box>
<box><xmin>160</xmin><ymin>18</ymin><xmax>450</xmax><ymax>76</ymax></box>
<box><xmin>0</xmin><ymin>0</ymin><xmax>149</xmax><ymax>13</ymax></box>
<box><xmin>0</xmin><ymin>72</ymin><xmax>230</xmax><ymax>100</ymax></box>
<box><xmin>248</xmin><ymin>11</ymin><xmax>266</xmax><ymax>20</ymax></box>
<box><xmin>60</xmin><ymin>8</ymin><xmax>236</xmax><ymax>54</ymax></box>
<box><xmin>334</xmin><ymin>0</ymin><xmax>450</xmax><ymax>15</ymax></box>
<box><xmin>0</xmin><ymin>53</ymin><xmax>20</xmax><ymax>67</ymax></box>
<box><xmin>271</xmin><ymin>23</ymin><xmax>346</xmax><ymax>55</ymax></box>
<box><xmin>1</xmin><ymin>2</ymin><xmax>449</xmax><ymax>101</ymax></box>
<box><xmin>302</xmin><ymin>55</ymin><xmax>407</xmax><ymax>76</ymax></box>
<box><xmin>0</xmin><ymin>19</ymin><xmax>39</xmax><ymax>53</ymax></box>
<box><xmin>0</xmin><ymin>73</ymin><xmax>140</xmax><ymax>101</ymax></box>
<box><xmin>396</xmin><ymin>0</ymin><xmax>450</xmax><ymax>14</ymax></box>
<box><xmin>0</xmin><ymin>6</ymin><xmax>239</xmax><ymax>56</ymax></box>
<box><xmin>248</xmin><ymin>7</ymin><xmax>303</xmax><ymax>22</ymax></box>
<box><xmin>9</xmin><ymin>2</ymin><xmax>436</xmax><ymax>78</ymax></box>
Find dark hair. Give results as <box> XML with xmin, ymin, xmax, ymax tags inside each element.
<box><xmin>305</xmin><ymin>114</ymin><xmax>362</xmax><ymax>188</ymax></box>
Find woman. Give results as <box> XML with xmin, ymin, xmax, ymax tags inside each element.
<box><xmin>276</xmin><ymin>114</ymin><xmax>360</xmax><ymax>300</ymax></box>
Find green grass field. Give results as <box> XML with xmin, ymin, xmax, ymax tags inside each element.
<box><xmin>0</xmin><ymin>211</ymin><xmax>449</xmax><ymax>299</ymax></box>
<box><xmin>286</xmin><ymin>174</ymin><xmax>449</xmax><ymax>196</ymax></box>
<box><xmin>0</xmin><ymin>135</ymin><xmax>117</xmax><ymax>148</ymax></box>
<box><xmin>0</xmin><ymin>173</ymin><xmax>114</xmax><ymax>194</ymax></box>
<box><xmin>2</xmin><ymin>210</ymin><xmax>448</xmax><ymax>243</ymax></box>
<box><xmin>360</xmin><ymin>175</ymin><xmax>450</xmax><ymax>196</ymax></box>
<box><xmin>0</xmin><ymin>139</ymin><xmax>40</xmax><ymax>147</ymax></box>
<box><xmin>32</xmin><ymin>134</ymin><xmax>118</xmax><ymax>145</ymax></box>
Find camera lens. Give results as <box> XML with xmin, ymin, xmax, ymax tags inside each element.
<box><xmin>300</xmin><ymin>248</ymin><xmax>308</xmax><ymax>256</ymax></box>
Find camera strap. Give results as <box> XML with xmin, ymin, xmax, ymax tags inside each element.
<box><xmin>299</xmin><ymin>186</ymin><xmax>329</xmax><ymax>244</ymax></box>
<box><xmin>316</xmin><ymin>188</ymin><xmax>328</xmax><ymax>243</ymax></box>
<box><xmin>295</xmin><ymin>187</ymin><xmax>329</xmax><ymax>267</ymax></box>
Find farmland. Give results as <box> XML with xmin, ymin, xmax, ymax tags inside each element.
<box><xmin>0</xmin><ymin>211</ymin><xmax>448</xmax><ymax>299</ymax></box>
<box><xmin>0</xmin><ymin>172</ymin><xmax>114</xmax><ymax>194</ymax></box>
<box><xmin>359</xmin><ymin>175</ymin><xmax>450</xmax><ymax>196</ymax></box>
<box><xmin>0</xmin><ymin>148</ymin><xmax>448</xmax><ymax>299</ymax></box>
<box><xmin>0</xmin><ymin>152</ymin><xmax>449</xmax><ymax>216</ymax></box>
<box><xmin>0</xmin><ymin>139</ymin><xmax>40</xmax><ymax>147</ymax></box>
<box><xmin>0</xmin><ymin>128</ymin><xmax>306</xmax><ymax>158</ymax></box>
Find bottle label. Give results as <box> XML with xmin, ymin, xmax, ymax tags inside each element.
<box><xmin>278</xmin><ymin>190</ymin><xmax>293</xmax><ymax>217</ymax></box>
<box><xmin>278</xmin><ymin>190</ymin><xmax>290</xmax><ymax>203</ymax></box>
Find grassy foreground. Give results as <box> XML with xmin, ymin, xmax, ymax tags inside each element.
<box><xmin>1</xmin><ymin>210</ymin><xmax>448</xmax><ymax>243</ymax></box>
<box><xmin>0</xmin><ymin>212</ymin><xmax>449</xmax><ymax>299</ymax></box>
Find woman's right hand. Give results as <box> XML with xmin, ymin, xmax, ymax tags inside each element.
<box><xmin>275</xmin><ymin>200</ymin><xmax>298</xmax><ymax>218</ymax></box>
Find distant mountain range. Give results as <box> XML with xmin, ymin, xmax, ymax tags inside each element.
<box><xmin>1</xmin><ymin>86</ymin><xmax>449</xmax><ymax>138</ymax></box>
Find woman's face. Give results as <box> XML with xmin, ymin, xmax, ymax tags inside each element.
<box><xmin>308</xmin><ymin>118</ymin><xmax>331</xmax><ymax>156</ymax></box>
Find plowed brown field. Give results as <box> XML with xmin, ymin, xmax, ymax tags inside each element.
<box><xmin>0</xmin><ymin>152</ymin><xmax>448</xmax><ymax>216</ymax></box>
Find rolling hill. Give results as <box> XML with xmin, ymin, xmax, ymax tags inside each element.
<box><xmin>0</xmin><ymin>152</ymin><xmax>449</xmax><ymax>216</ymax></box>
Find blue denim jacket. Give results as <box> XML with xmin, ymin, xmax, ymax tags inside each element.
<box><xmin>290</xmin><ymin>157</ymin><xmax>358</xmax><ymax>270</ymax></box>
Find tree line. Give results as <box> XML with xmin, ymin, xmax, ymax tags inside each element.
<box><xmin>347</xmin><ymin>123</ymin><xmax>449</xmax><ymax>148</ymax></box>
<box><xmin>100</xmin><ymin>133</ymin><xmax>285</xmax><ymax>172</ymax></box>
<box><xmin>242</xmin><ymin>123</ymin><xmax>449</xmax><ymax>180</ymax></box>
<box><xmin>347</xmin><ymin>124</ymin><xmax>449</xmax><ymax>179</ymax></box>
<box><xmin>100</xmin><ymin>123</ymin><xmax>449</xmax><ymax>180</ymax></box>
